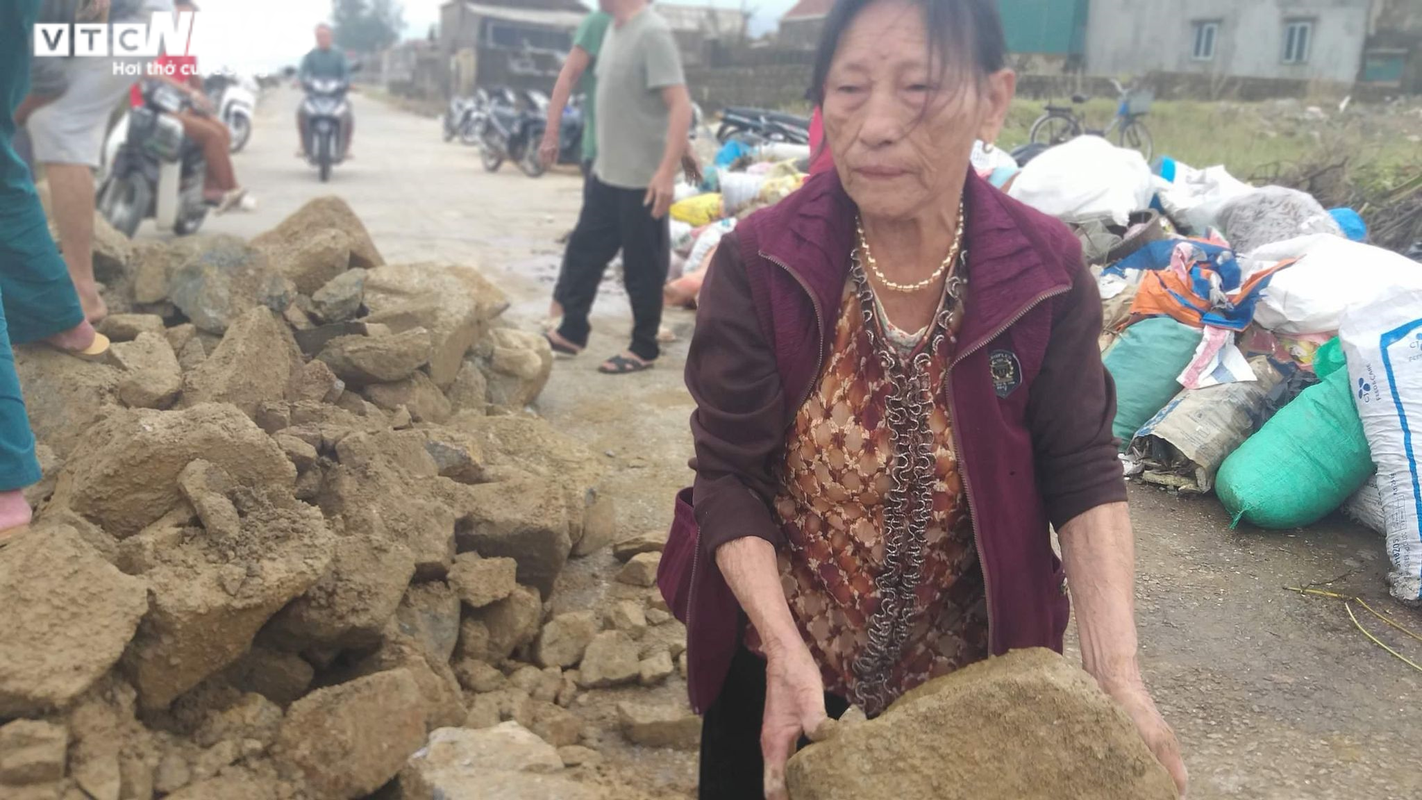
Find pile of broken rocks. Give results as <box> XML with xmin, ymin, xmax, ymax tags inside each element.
<box><xmin>0</xmin><ymin>198</ymin><xmax>692</xmax><ymax>800</ymax></box>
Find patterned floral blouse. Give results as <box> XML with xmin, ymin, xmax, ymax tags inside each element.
<box><xmin>750</xmin><ymin>272</ymin><xmax>989</xmax><ymax>715</ymax></box>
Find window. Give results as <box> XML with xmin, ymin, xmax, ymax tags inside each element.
<box><xmin>1282</xmin><ymin>20</ymin><xmax>1313</xmax><ymax>64</ymax></box>
<box><xmin>485</xmin><ymin>22</ymin><xmax>571</xmax><ymax>53</ymax></box>
<box><xmin>1192</xmin><ymin>20</ymin><xmax>1219</xmax><ymax>62</ymax></box>
<box><xmin>1362</xmin><ymin>50</ymin><xmax>1406</xmax><ymax>84</ymax></box>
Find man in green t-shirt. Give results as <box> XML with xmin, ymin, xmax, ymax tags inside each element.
<box><xmin>296</xmin><ymin>23</ymin><xmax>353</xmax><ymax>158</ymax></box>
<box><xmin>539</xmin><ymin>9</ymin><xmax>611</xmax><ymax>175</ymax></box>
<box><xmin>543</xmin><ymin>0</ymin><xmax>692</xmax><ymax>376</ymax></box>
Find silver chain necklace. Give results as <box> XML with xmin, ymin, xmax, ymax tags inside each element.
<box><xmin>847</xmin><ymin>246</ymin><xmax>967</xmax><ymax>717</ymax></box>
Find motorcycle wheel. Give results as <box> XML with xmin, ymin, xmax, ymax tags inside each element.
<box><xmin>318</xmin><ymin>130</ymin><xmax>333</xmax><ymax>183</ymax></box>
<box><xmin>229</xmin><ymin>114</ymin><xmax>251</xmax><ymax>153</ymax></box>
<box><xmin>517</xmin><ymin>141</ymin><xmax>545</xmax><ymax>178</ymax></box>
<box><xmin>481</xmin><ymin>136</ymin><xmax>504</xmax><ymax>172</ymax></box>
<box><xmin>98</xmin><ymin>174</ymin><xmax>150</xmax><ymax>239</ymax></box>
<box><xmin>442</xmin><ymin>115</ymin><xmax>456</xmax><ymax>143</ymax></box>
<box><xmin>461</xmin><ymin>120</ymin><xmax>483</xmax><ymax>147</ymax></box>
<box><xmin>174</xmin><ymin>206</ymin><xmax>208</xmax><ymax>236</ymax></box>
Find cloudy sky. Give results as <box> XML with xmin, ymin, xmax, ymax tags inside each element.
<box><xmin>188</xmin><ymin>0</ymin><xmax>798</xmax><ymax>74</ymax></box>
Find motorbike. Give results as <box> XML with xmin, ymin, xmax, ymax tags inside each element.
<box><xmin>97</xmin><ymin>79</ymin><xmax>209</xmax><ymax>239</ymax></box>
<box><xmin>443</xmin><ymin>91</ymin><xmax>482</xmax><ymax>143</ymax></box>
<box><xmin>479</xmin><ymin>87</ymin><xmax>544</xmax><ymax>177</ymax></box>
<box><xmin>205</xmin><ymin>73</ymin><xmax>257</xmax><ymax>153</ymax></box>
<box><xmin>456</xmin><ymin>88</ymin><xmax>491</xmax><ymax>147</ymax></box>
<box><xmin>715</xmin><ymin>106</ymin><xmax>811</xmax><ymax>146</ymax></box>
<box><xmin>520</xmin><ymin>93</ymin><xmax>584</xmax><ymax>177</ymax></box>
<box><xmin>301</xmin><ymin>77</ymin><xmax>351</xmax><ymax>182</ymax></box>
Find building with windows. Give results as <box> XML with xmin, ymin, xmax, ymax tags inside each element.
<box><xmin>1084</xmin><ymin>0</ymin><xmax>1415</xmax><ymax>88</ymax></box>
<box><xmin>437</xmin><ymin>0</ymin><xmax>587</xmax><ymax>95</ymax></box>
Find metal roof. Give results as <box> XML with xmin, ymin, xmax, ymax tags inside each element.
<box><xmin>654</xmin><ymin>4</ymin><xmax>748</xmax><ymax>35</ymax></box>
<box><xmin>463</xmin><ymin>2</ymin><xmax>587</xmax><ymax>29</ymax></box>
<box><xmin>782</xmin><ymin>0</ymin><xmax>832</xmax><ymax>21</ymax></box>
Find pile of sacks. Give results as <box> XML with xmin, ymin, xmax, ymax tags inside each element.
<box><xmin>0</xmin><ymin>198</ymin><xmax>692</xmax><ymax>800</ymax></box>
<box><xmin>1004</xmin><ymin>136</ymin><xmax>1422</xmax><ymax>605</ymax></box>
<box><xmin>662</xmin><ymin>140</ymin><xmax>812</xmax><ymax>308</ymax></box>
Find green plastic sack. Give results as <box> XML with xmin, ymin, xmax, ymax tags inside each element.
<box><xmin>1103</xmin><ymin>317</ymin><xmax>1202</xmax><ymax>450</ymax></box>
<box><xmin>1215</xmin><ymin>365</ymin><xmax>1373</xmax><ymax>529</ymax></box>
<box><xmin>1313</xmin><ymin>337</ymin><xmax>1345</xmax><ymax>379</ymax></box>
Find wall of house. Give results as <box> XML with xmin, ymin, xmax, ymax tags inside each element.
<box><xmin>1001</xmin><ymin>0</ymin><xmax>1090</xmax><ymax>55</ymax></box>
<box><xmin>1085</xmin><ymin>0</ymin><xmax>1371</xmax><ymax>84</ymax></box>
<box><xmin>779</xmin><ymin>18</ymin><xmax>824</xmax><ymax>49</ymax></box>
<box><xmin>1366</xmin><ymin>0</ymin><xmax>1422</xmax><ymax>91</ymax></box>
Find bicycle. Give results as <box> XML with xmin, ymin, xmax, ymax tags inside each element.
<box><xmin>1028</xmin><ymin>79</ymin><xmax>1154</xmax><ymax>161</ymax></box>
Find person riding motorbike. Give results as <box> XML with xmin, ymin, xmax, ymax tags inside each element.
<box><xmin>128</xmin><ymin>1</ymin><xmax>247</xmax><ymax>212</ymax></box>
<box><xmin>297</xmin><ymin>24</ymin><xmax>353</xmax><ymax>159</ymax></box>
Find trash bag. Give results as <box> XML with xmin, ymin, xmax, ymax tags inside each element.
<box><xmin>1328</xmin><ymin>208</ymin><xmax>1367</xmax><ymax>242</ymax></box>
<box><xmin>1154</xmin><ymin>163</ymin><xmax>1254</xmax><ymax>236</ymax></box>
<box><xmin>670</xmin><ymin>194</ymin><xmax>723</xmax><ymax>227</ymax></box>
<box><xmin>1248</xmin><ymin>235</ymin><xmax>1422</xmax><ymax>335</ymax></box>
<box><xmin>1215</xmin><ymin>357</ymin><xmax>1374</xmax><ymax>530</ymax></box>
<box><xmin>1007</xmin><ymin>136</ymin><xmax>1154</xmax><ymax>226</ymax></box>
<box><xmin>719</xmin><ymin>171</ymin><xmax>767</xmax><ymax>216</ymax></box>
<box><xmin>1129</xmin><ymin>357</ymin><xmax>1283</xmax><ymax>494</ymax></box>
<box><xmin>1341</xmin><ymin>289</ymin><xmax>1422</xmax><ymax>602</ymax></box>
<box><xmin>1102</xmin><ymin>317</ymin><xmax>1204</xmax><ymax>450</ymax></box>
<box><xmin>1217</xmin><ymin>186</ymin><xmax>1342</xmax><ymax>255</ymax></box>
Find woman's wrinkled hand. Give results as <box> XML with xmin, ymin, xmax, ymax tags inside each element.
<box><xmin>761</xmin><ymin>641</ymin><xmax>827</xmax><ymax>800</ymax></box>
<box><xmin>1100</xmin><ymin>675</ymin><xmax>1188</xmax><ymax>798</ymax></box>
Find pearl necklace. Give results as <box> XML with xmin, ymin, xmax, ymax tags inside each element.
<box><xmin>855</xmin><ymin>202</ymin><xmax>966</xmax><ymax>294</ymax></box>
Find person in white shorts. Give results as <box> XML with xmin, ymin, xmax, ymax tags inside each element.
<box><xmin>18</xmin><ymin>0</ymin><xmax>173</xmax><ymax>322</ymax></box>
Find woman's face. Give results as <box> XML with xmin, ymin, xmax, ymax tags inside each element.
<box><xmin>823</xmin><ymin>0</ymin><xmax>1014</xmax><ymax>221</ymax></box>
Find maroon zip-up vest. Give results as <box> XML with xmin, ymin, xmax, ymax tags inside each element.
<box><xmin>661</xmin><ymin>170</ymin><xmax>1081</xmax><ymax>713</ymax></box>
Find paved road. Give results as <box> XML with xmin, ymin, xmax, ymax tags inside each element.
<box><xmin>209</xmin><ymin>89</ymin><xmax>1422</xmax><ymax>799</ymax></box>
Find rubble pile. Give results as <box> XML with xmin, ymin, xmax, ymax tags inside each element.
<box><xmin>0</xmin><ymin>198</ymin><xmax>689</xmax><ymax>800</ymax></box>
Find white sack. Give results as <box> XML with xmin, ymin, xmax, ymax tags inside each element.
<box><xmin>1341</xmin><ymin>289</ymin><xmax>1422</xmax><ymax>603</ymax></box>
<box><xmin>1007</xmin><ymin>136</ymin><xmax>1153</xmax><ymax>226</ymax></box>
<box><xmin>1155</xmin><ymin>164</ymin><xmax>1255</xmax><ymax>235</ymax></box>
<box><xmin>1251</xmin><ymin>235</ymin><xmax>1422</xmax><ymax>335</ymax></box>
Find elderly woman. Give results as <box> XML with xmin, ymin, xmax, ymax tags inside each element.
<box><xmin>665</xmin><ymin>1</ymin><xmax>1188</xmax><ymax>798</ymax></box>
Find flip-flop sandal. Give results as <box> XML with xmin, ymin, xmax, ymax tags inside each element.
<box><xmin>216</xmin><ymin>189</ymin><xmax>248</xmax><ymax>215</ymax></box>
<box><xmin>52</xmin><ymin>331</ymin><xmax>112</xmax><ymax>363</ymax></box>
<box><xmin>598</xmin><ymin>354</ymin><xmax>655</xmax><ymax>375</ymax></box>
<box><xmin>544</xmin><ymin>332</ymin><xmax>581</xmax><ymax>357</ymax></box>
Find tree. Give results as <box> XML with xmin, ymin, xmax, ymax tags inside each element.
<box><xmin>331</xmin><ymin>0</ymin><xmax>405</xmax><ymax>53</ymax></box>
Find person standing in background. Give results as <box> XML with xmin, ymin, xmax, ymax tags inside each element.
<box><xmin>543</xmin><ymin>0</ymin><xmax>693</xmax><ymax>375</ymax></box>
<box><xmin>18</xmin><ymin>0</ymin><xmax>174</xmax><ymax>323</ymax></box>
<box><xmin>538</xmin><ymin>5</ymin><xmax>612</xmax><ymax>325</ymax></box>
<box><xmin>1</xmin><ymin>0</ymin><xmax>118</xmax><ymax>544</ymax></box>
<box><xmin>539</xmin><ymin>7</ymin><xmax>612</xmax><ymax>182</ymax></box>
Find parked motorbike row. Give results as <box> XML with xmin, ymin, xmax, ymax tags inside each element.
<box><xmin>442</xmin><ymin>87</ymin><xmax>582</xmax><ymax>178</ymax></box>
<box><xmin>442</xmin><ymin>88</ymin><xmax>712</xmax><ymax>179</ymax></box>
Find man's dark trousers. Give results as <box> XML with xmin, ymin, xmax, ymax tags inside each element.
<box><xmin>555</xmin><ymin>174</ymin><xmax>669</xmax><ymax>362</ymax></box>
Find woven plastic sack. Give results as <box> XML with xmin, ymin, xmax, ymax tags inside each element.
<box><xmin>1215</xmin><ymin>363</ymin><xmax>1373</xmax><ymax>530</ymax></box>
<box><xmin>670</xmin><ymin>194</ymin><xmax>723</xmax><ymax>227</ymax></box>
<box><xmin>1341</xmin><ymin>476</ymin><xmax>1386</xmax><ymax>535</ymax></box>
<box><xmin>719</xmin><ymin>171</ymin><xmax>767</xmax><ymax>216</ymax></box>
<box><xmin>1218</xmin><ymin>186</ymin><xmax>1342</xmax><ymax>255</ymax></box>
<box><xmin>1341</xmin><ymin>290</ymin><xmax>1422</xmax><ymax>602</ymax></box>
<box><xmin>1102</xmin><ymin>317</ymin><xmax>1203</xmax><ymax>450</ymax></box>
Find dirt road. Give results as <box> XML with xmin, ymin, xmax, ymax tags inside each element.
<box><xmin>218</xmin><ymin>89</ymin><xmax>1422</xmax><ymax>799</ymax></box>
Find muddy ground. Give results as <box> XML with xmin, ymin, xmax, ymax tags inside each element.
<box><xmin>202</xmin><ymin>89</ymin><xmax>1422</xmax><ymax>799</ymax></box>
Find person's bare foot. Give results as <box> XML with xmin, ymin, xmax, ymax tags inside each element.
<box><xmin>46</xmin><ymin>320</ymin><xmax>109</xmax><ymax>359</ymax></box>
<box><xmin>0</xmin><ymin>490</ymin><xmax>33</xmax><ymax>546</ymax></box>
